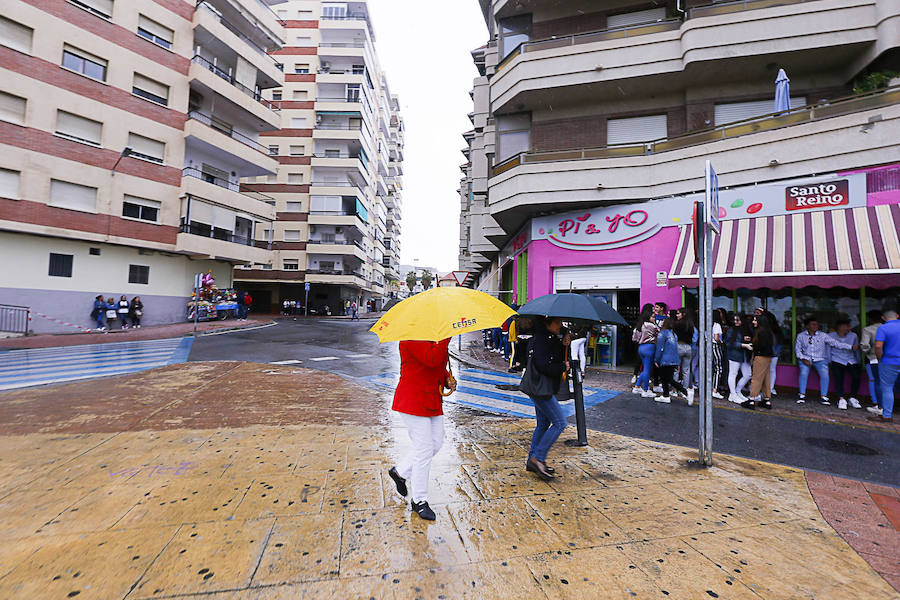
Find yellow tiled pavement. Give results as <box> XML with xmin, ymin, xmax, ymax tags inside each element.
<box><xmin>0</xmin><ymin>363</ymin><xmax>896</xmax><ymax>599</ymax></box>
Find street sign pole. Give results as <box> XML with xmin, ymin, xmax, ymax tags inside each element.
<box><xmin>698</xmin><ymin>161</ymin><xmax>719</xmax><ymax>467</ymax></box>
<box><xmin>564</xmin><ymin>359</ymin><xmax>589</xmax><ymax>447</ymax></box>
<box><xmin>192</xmin><ymin>273</ymin><xmax>202</xmax><ymax>337</ymax></box>
<box><xmin>304</xmin><ymin>282</ymin><xmax>310</xmax><ymax>317</ymax></box>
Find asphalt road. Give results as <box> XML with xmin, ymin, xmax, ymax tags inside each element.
<box><xmin>189</xmin><ymin>319</ymin><xmax>900</xmax><ymax>486</ymax></box>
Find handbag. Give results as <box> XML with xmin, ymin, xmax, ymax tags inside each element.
<box><xmin>556</xmin><ymin>375</ymin><xmax>572</xmax><ymax>402</ymax></box>
<box><xmin>519</xmin><ymin>346</ymin><xmax>556</xmax><ymax>400</ymax></box>
<box><xmin>135</xmin><ymin>309</ymin><xmax>143</xmax><ymax>317</ymax></box>
<box><xmin>105</xmin><ymin>309</ymin><xmax>117</xmax><ymax>319</ymax></box>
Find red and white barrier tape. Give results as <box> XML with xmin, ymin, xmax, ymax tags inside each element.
<box><xmin>31</xmin><ymin>312</ymin><xmax>93</xmax><ymax>331</ymax></box>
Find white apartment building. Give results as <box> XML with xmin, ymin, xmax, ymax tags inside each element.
<box><xmin>0</xmin><ymin>0</ymin><xmax>285</xmax><ymax>333</ymax></box>
<box><xmin>235</xmin><ymin>0</ymin><xmax>404</xmax><ymax>315</ymax></box>
<box><xmin>460</xmin><ymin>0</ymin><xmax>900</xmax><ymax>372</ymax></box>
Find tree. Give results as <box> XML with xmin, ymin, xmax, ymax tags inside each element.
<box><xmin>405</xmin><ymin>271</ymin><xmax>417</xmax><ymax>291</ymax></box>
<box><xmin>421</xmin><ymin>271</ymin><xmax>433</xmax><ymax>289</ymax></box>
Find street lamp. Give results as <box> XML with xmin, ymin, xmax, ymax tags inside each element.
<box><xmin>111</xmin><ymin>147</ymin><xmax>134</xmax><ymax>174</ymax></box>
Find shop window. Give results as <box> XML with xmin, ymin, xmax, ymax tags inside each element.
<box><xmin>864</xmin><ymin>288</ymin><xmax>900</xmax><ymax>324</ymax></box>
<box><xmin>795</xmin><ymin>287</ymin><xmax>861</xmax><ymax>333</ymax></box>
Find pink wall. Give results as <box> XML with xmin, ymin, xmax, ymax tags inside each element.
<box><xmin>526</xmin><ymin>227</ymin><xmax>683</xmax><ymax>307</ymax></box>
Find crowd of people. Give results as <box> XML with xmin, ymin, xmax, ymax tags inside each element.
<box><xmin>90</xmin><ymin>295</ymin><xmax>144</xmax><ymax>331</ymax></box>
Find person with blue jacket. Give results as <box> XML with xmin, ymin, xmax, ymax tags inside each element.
<box><xmin>654</xmin><ymin>318</ymin><xmax>692</xmax><ymax>404</ymax></box>
<box><xmin>91</xmin><ymin>294</ymin><xmax>106</xmax><ymax>331</ymax></box>
<box><xmin>726</xmin><ymin>313</ymin><xmax>753</xmax><ymax>403</ymax></box>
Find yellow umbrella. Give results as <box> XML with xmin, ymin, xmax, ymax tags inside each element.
<box><xmin>370</xmin><ymin>287</ymin><xmax>516</xmax><ymax>343</ymax></box>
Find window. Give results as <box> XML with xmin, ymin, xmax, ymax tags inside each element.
<box><xmin>289</xmin><ymin>145</ymin><xmax>305</xmax><ymax>156</ymax></box>
<box><xmin>62</xmin><ymin>45</ymin><xmax>107</xmax><ymax>82</ymax></box>
<box><xmin>0</xmin><ymin>16</ymin><xmax>32</xmax><ymax>54</ymax></box>
<box><xmin>127</xmin><ymin>132</ymin><xmax>165</xmax><ymax>164</ymax></box>
<box><xmin>285</xmin><ymin>201</ymin><xmax>302</xmax><ymax>212</ymax></box>
<box><xmin>128</xmin><ymin>264</ymin><xmax>150</xmax><ymax>284</ymax></box>
<box><xmin>132</xmin><ymin>73</ymin><xmax>169</xmax><ymax>106</ymax></box>
<box><xmin>266</xmin><ymin>174</ymin><xmax>277</xmax><ymax>183</ymax></box>
<box><xmin>49</xmin><ymin>179</ymin><xmax>97</xmax><ymax>213</ymax></box>
<box><xmin>499</xmin><ymin>14</ymin><xmax>531</xmax><ymax>59</ymax></box>
<box><xmin>268</xmin><ymin>145</ymin><xmax>279</xmax><ymax>156</ymax></box>
<box><xmin>292</xmin><ymin>90</ymin><xmax>308</xmax><ymax>100</ymax></box>
<box><xmin>290</xmin><ymin>117</ymin><xmax>307</xmax><ymax>128</ymax></box>
<box><xmin>607</xmin><ymin>114</ymin><xmax>667</xmax><ymax>145</ymax></box>
<box><xmin>55</xmin><ymin>110</ymin><xmax>102</xmax><ymax>146</ymax></box>
<box><xmin>0</xmin><ymin>91</ymin><xmax>26</xmax><ymax>125</ymax></box>
<box><xmin>496</xmin><ymin>113</ymin><xmax>531</xmax><ymax>162</ymax></box>
<box><xmin>69</xmin><ymin>0</ymin><xmax>113</xmax><ymax>19</ymax></box>
<box><xmin>294</xmin><ymin>36</ymin><xmax>312</xmax><ymax>46</ymax></box>
<box><xmin>283</xmin><ymin>259</ymin><xmax>299</xmax><ymax>271</ymax></box>
<box><xmin>48</xmin><ymin>253</ymin><xmax>73</xmax><ymax>278</ymax></box>
<box><xmin>137</xmin><ymin>15</ymin><xmax>173</xmax><ymax>49</ymax></box>
<box><xmin>284</xmin><ymin>230</ymin><xmax>301</xmax><ymax>242</ymax></box>
<box><xmin>122</xmin><ymin>195</ymin><xmax>160</xmax><ymax>222</ymax></box>
<box><xmin>352</xmin><ymin>64</ymin><xmax>364</xmax><ymax>75</ymax></box>
<box><xmin>324</xmin><ymin>149</ymin><xmax>341</xmax><ymax>158</ymax></box>
<box><xmin>346</xmin><ymin>84</ymin><xmax>360</xmax><ymax>102</ymax></box>
<box><xmin>294</xmin><ymin>64</ymin><xmax>310</xmax><ymax>74</ymax></box>
<box><xmin>714</xmin><ymin>97</ymin><xmax>807</xmax><ymax>126</ymax></box>
<box><xmin>322</xmin><ymin>3</ymin><xmax>347</xmax><ymax>18</ymax></box>
<box><xmin>271</xmin><ymin>90</ymin><xmax>282</xmax><ymax>101</ymax></box>
<box><xmin>288</xmin><ymin>173</ymin><xmax>303</xmax><ymax>184</ymax></box>
<box><xmin>0</xmin><ymin>168</ymin><xmax>20</xmax><ymax>199</ymax></box>
<box><xmin>607</xmin><ymin>7</ymin><xmax>666</xmax><ymax>28</ymax></box>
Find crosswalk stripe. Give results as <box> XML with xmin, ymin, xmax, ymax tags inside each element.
<box><xmin>270</xmin><ymin>360</ymin><xmax>302</xmax><ymax>365</ymax></box>
<box><xmin>309</xmin><ymin>356</ymin><xmax>339</xmax><ymax>362</ymax></box>
<box><xmin>0</xmin><ymin>348</ymin><xmax>178</xmax><ymax>374</ymax></box>
<box><xmin>0</xmin><ymin>340</ymin><xmax>183</xmax><ymax>365</ymax></box>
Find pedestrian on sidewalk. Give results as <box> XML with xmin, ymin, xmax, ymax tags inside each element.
<box><xmin>351</xmin><ymin>301</ymin><xmax>359</xmax><ymax>320</ymax></box>
<box><xmin>654</xmin><ymin>318</ymin><xmax>692</xmax><ymax>405</ymax></box>
<box><xmin>105</xmin><ymin>297</ymin><xmax>118</xmax><ymax>330</ymax></box>
<box><xmin>870</xmin><ymin>310</ymin><xmax>900</xmax><ymax>423</ymax></box>
<box><xmin>635</xmin><ymin>305</ymin><xmax>660</xmax><ymax>397</ymax></box>
<box><xmin>129</xmin><ymin>296</ymin><xmax>143</xmax><ymax>328</ymax></box>
<box><xmin>711</xmin><ymin>309</ymin><xmax>725</xmax><ymax>399</ymax></box>
<box><xmin>674</xmin><ymin>309</ymin><xmax>695</xmax><ymax>392</ymax></box>
<box><xmin>91</xmin><ymin>295</ymin><xmax>106</xmax><ymax>330</ymax></box>
<box><xmin>756</xmin><ymin>308</ymin><xmax>785</xmax><ymax>396</ymax></box>
<box><xmin>829</xmin><ymin>318</ymin><xmax>862</xmax><ymax>410</ymax></box>
<box><xmin>241</xmin><ymin>291</ymin><xmax>253</xmax><ymax>320</ymax></box>
<box><xmin>631</xmin><ymin>303</ymin><xmax>653</xmax><ymax>387</ymax></box>
<box><xmin>524</xmin><ymin>316</ymin><xmax>568</xmax><ymax>481</ymax></box>
<box><xmin>117</xmin><ymin>295</ymin><xmax>130</xmax><ymax>329</ymax></box>
<box><xmin>387</xmin><ymin>338</ymin><xmax>455</xmax><ymax>521</ymax></box>
<box><xmin>860</xmin><ymin>310</ymin><xmax>884</xmax><ymax>411</ymax></box>
<box><xmin>745</xmin><ymin>313</ymin><xmax>777</xmax><ymax>409</ymax></box>
<box><xmin>726</xmin><ymin>313</ymin><xmax>753</xmax><ymax>403</ymax></box>
<box><xmin>795</xmin><ymin>316</ymin><xmax>853</xmax><ymax>405</ymax></box>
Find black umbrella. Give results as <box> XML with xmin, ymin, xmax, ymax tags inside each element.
<box><xmin>517</xmin><ymin>293</ymin><xmax>630</xmax><ymax>326</ymax></box>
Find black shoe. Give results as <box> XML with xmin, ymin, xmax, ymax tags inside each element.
<box><xmin>760</xmin><ymin>400</ymin><xmax>772</xmax><ymax>410</ymax></box>
<box><xmin>740</xmin><ymin>400</ymin><xmax>756</xmax><ymax>410</ymax></box>
<box><xmin>388</xmin><ymin>467</ymin><xmax>407</xmax><ymax>497</ymax></box>
<box><xmin>525</xmin><ymin>459</ymin><xmax>555</xmax><ymax>474</ymax></box>
<box><xmin>526</xmin><ymin>457</ymin><xmax>555</xmax><ymax>481</ymax></box>
<box><xmin>411</xmin><ymin>500</ymin><xmax>436</xmax><ymax>521</ymax></box>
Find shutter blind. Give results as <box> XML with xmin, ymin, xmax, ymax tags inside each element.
<box><xmin>56</xmin><ymin>111</ymin><xmax>102</xmax><ymax>145</ymax></box>
<box><xmin>123</xmin><ymin>195</ymin><xmax>160</xmax><ymax>210</ymax></box>
<box><xmin>133</xmin><ymin>73</ymin><xmax>169</xmax><ymax>103</ymax></box>
<box><xmin>137</xmin><ymin>15</ymin><xmax>173</xmax><ymax>44</ymax></box>
<box><xmin>714</xmin><ymin>97</ymin><xmax>807</xmax><ymax>126</ymax></box>
<box><xmin>49</xmin><ymin>180</ymin><xmax>97</xmax><ymax>212</ymax></box>
<box><xmin>553</xmin><ymin>264</ymin><xmax>642</xmax><ymax>291</ymax></box>
<box><xmin>284</xmin><ymin>230</ymin><xmax>301</xmax><ymax>242</ymax></box>
<box><xmin>0</xmin><ymin>168</ymin><xmax>19</xmax><ymax>199</ymax></box>
<box><xmin>607</xmin><ymin>114</ymin><xmax>667</xmax><ymax>145</ymax></box>
<box><xmin>127</xmin><ymin>133</ymin><xmax>165</xmax><ymax>163</ymax></box>
<box><xmin>73</xmin><ymin>0</ymin><xmax>113</xmax><ymax>17</ymax></box>
<box><xmin>607</xmin><ymin>8</ymin><xmax>666</xmax><ymax>28</ymax></box>
<box><xmin>0</xmin><ymin>16</ymin><xmax>33</xmax><ymax>53</ymax></box>
<box><xmin>189</xmin><ymin>199</ymin><xmax>214</xmax><ymax>224</ymax></box>
<box><xmin>0</xmin><ymin>91</ymin><xmax>26</xmax><ymax>124</ymax></box>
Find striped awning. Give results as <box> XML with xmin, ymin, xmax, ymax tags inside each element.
<box><xmin>669</xmin><ymin>204</ymin><xmax>900</xmax><ymax>289</ymax></box>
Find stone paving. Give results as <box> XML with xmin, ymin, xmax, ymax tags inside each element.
<box><xmin>0</xmin><ymin>362</ymin><xmax>897</xmax><ymax>599</ymax></box>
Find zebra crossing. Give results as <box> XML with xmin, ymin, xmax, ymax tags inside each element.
<box><xmin>0</xmin><ymin>337</ymin><xmax>193</xmax><ymax>391</ymax></box>
<box><xmin>364</xmin><ymin>367</ymin><xmax>618</xmax><ymax>419</ymax></box>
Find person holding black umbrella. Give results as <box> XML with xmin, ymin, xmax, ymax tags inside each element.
<box><xmin>523</xmin><ymin>316</ymin><xmax>569</xmax><ymax>481</ymax></box>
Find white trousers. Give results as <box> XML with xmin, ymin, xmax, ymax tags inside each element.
<box><xmin>728</xmin><ymin>360</ymin><xmax>752</xmax><ymax>396</ymax></box>
<box><xmin>570</xmin><ymin>338</ymin><xmax>587</xmax><ymax>373</ymax></box>
<box><xmin>396</xmin><ymin>413</ymin><xmax>444</xmax><ymax>503</ymax></box>
<box><xmin>769</xmin><ymin>355</ymin><xmax>779</xmax><ymax>394</ymax></box>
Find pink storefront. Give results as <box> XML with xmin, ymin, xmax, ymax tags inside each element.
<box><xmin>498</xmin><ymin>164</ymin><xmax>900</xmax><ymax>396</ymax></box>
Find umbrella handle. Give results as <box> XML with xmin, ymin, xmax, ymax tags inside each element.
<box><xmin>440</xmin><ymin>360</ymin><xmax>456</xmax><ymax>397</ymax></box>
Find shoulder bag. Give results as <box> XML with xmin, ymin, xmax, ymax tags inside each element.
<box><xmin>519</xmin><ymin>344</ymin><xmax>556</xmax><ymax>400</ymax></box>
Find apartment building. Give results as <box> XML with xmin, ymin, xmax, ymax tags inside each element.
<box><xmin>236</xmin><ymin>0</ymin><xmax>404</xmax><ymax>315</ymax></box>
<box><xmin>0</xmin><ymin>0</ymin><xmax>285</xmax><ymax>333</ymax></box>
<box><xmin>460</xmin><ymin>0</ymin><xmax>900</xmax><ymax>374</ymax></box>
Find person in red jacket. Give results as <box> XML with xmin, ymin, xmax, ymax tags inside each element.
<box><xmin>387</xmin><ymin>338</ymin><xmax>456</xmax><ymax>520</ymax></box>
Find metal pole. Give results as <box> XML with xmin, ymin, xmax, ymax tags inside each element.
<box><xmin>697</xmin><ymin>202</ymin><xmax>712</xmax><ymax>466</ymax></box>
<box><xmin>193</xmin><ymin>283</ymin><xmax>199</xmax><ymax>337</ymax></box>
<box><xmin>564</xmin><ymin>358</ymin><xmax>589</xmax><ymax>447</ymax></box>
<box><xmin>304</xmin><ymin>287</ymin><xmax>309</xmax><ymax>317</ymax></box>
<box><xmin>703</xmin><ymin>202</ymin><xmax>714</xmax><ymax>465</ymax></box>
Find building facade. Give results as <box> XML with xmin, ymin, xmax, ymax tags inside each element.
<box><xmin>0</xmin><ymin>0</ymin><xmax>285</xmax><ymax>333</ymax></box>
<box><xmin>236</xmin><ymin>0</ymin><xmax>404</xmax><ymax>315</ymax></box>
<box><xmin>460</xmin><ymin>0</ymin><xmax>900</xmax><ymax>383</ymax></box>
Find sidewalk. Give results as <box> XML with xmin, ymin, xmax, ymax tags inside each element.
<box><xmin>0</xmin><ymin>361</ymin><xmax>896</xmax><ymax>598</ymax></box>
<box><xmin>454</xmin><ymin>331</ymin><xmax>896</xmax><ymax>431</ymax></box>
<box><xmin>0</xmin><ymin>317</ymin><xmax>274</xmax><ymax>350</ymax></box>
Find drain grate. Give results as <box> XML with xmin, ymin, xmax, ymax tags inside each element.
<box><xmin>805</xmin><ymin>437</ymin><xmax>881</xmax><ymax>456</ymax></box>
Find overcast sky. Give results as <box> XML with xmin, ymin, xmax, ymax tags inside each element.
<box><xmin>368</xmin><ymin>0</ymin><xmax>488</xmax><ymax>274</ymax></box>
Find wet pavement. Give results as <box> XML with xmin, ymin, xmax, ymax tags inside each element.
<box><xmin>0</xmin><ymin>361</ymin><xmax>898</xmax><ymax>598</ymax></box>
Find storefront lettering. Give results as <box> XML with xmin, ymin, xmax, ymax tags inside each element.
<box><xmin>558</xmin><ymin>210</ymin><xmax>649</xmax><ymax>238</ymax></box>
<box><xmin>786</xmin><ymin>180</ymin><xmax>849</xmax><ymax>211</ymax></box>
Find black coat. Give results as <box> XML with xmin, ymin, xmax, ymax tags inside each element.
<box><xmin>531</xmin><ymin>330</ymin><xmax>565</xmax><ymax>385</ymax></box>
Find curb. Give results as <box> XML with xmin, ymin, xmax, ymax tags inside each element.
<box><xmin>195</xmin><ymin>320</ymin><xmax>277</xmax><ymax>336</ymax></box>
<box><xmin>449</xmin><ymin>347</ymin><xmax>507</xmax><ymax>373</ymax></box>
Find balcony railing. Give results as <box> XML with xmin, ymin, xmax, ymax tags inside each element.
<box><xmin>318</xmin><ymin>68</ymin><xmax>365</xmax><ymax>75</ymax></box>
<box><xmin>182</xmin><ymin>167</ymin><xmax>274</xmax><ymax>203</ymax></box>
<box><xmin>307</xmin><ymin>268</ymin><xmax>364</xmax><ymax>276</ymax></box>
<box><xmin>179</xmin><ymin>223</ymin><xmax>255</xmax><ymax>247</ymax></box>
<box><xmin>320</xmin><ymin>13</ymin><xmax>368</xmax><ymax>21</ymax></box>
<box><xmin>319</xmin><ymin>42</ymin><xmax>366</xmax><ymax>48</ymax></box>
<box><xmin>491</xmin><ymin>85</ymin><xmax>900</xmax><ymax>177</ymax></box>
<box><xmin>309</xmin><ymin>181</ymin><xmax>358</xmax><ymax>187</ymax></box>
<box><xmin>317</xmin><ymin>95</ymin><xmax>362</xmax><ymax>103</ymax></box>
<box><xmin>316</xmin><ymin>123</ymin><xmax>363</xmax><ymax>130</ymax></box>
<box><xmin>688</xmin><ymin>0</ymin><xmax>816</xmax><ymax>19</ymax></box>
<box><xmin>191</xmin><ymin>55</ymin><xmax>279</xmax><ymax>111</ymax></box>
<box><xmin>308</xmin><ymin>239</ymin><xmax>363</xmax><ymax>248</ymax></box>
<box><xmin>187</xmin><ymin>111</ymin><xmax>267</xmax><ymax>154</ymax></box>
<box><xmin>312</xmin><ymin>152</ymin><xmax>362</xmax><ymax>159</ymax></box>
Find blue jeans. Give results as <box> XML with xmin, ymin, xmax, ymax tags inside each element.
<box><xmin>880</xmin><ymin>363</ymin><xmax>900</xmax><ymax>419</ymax></box>
<box><xmin>529</xmin><ymin>395</ymin><xmax>566</xmax><ymax>462</ymax></box>
<box><xmin>637</xmin><ymin>343</ymin><xmax>656</xmax><ymax>390</ymax></box>
<box><xmin>501</xmin><ymin>332</ymin><xmax>510</xmax><ymax>359</ymax></box>
<box><xmin>491</xmin><ymin>328</ymin><xmax>502</xmax><ymax>349</ymax></box>
<box><xmin>798</xmin><ymin>359</ymin><xmax>829</xmax><ymax>397</ymax></box>
<box><xmin>867</xmin><ymin>363</ymin><xmax>882</xmax><ymax>407</ymax></box>
<box><xmin>95</xmin><ymin>313</ymin><xmax>104</xmax><ymax>329</ymax></box>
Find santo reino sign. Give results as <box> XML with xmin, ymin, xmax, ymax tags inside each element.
<box><xmin>529</xmin><ymin>173</ymin><xmax>866</xmax><ymax>251</ymax></box>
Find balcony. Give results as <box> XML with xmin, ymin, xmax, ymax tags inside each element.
<box><xmin>176</xmin><ymin>223</ymin><xmax>272</xmax><ymax>264</ymax></box>
<box><xmin>490</xmin><ymin>0</ymin><xmax>882</xmax><ymax>113</ymax></box>
<box><xmin>306</xmin><ymin>239</ymin><xmax>367</xmax><ymax>260</ymax></box>
<box><xmin>189</xmin><ymin>56</ymin><xmax>280</xmax><ymax>129</ymax></box>
<box><xmin>486</xmin><ymin>86</ymin><xmax>900</xmax><ymax>230</ymax></box>
<box><xmin>185</xmin><ymin>111</ymin><xmax>277</xmax><ymax>175</ymax></box>
<box><xmin>305</xmin><ymin>268</ymin><xmax>368</xmax><ymax>288</ymax></box>
<box><xmin>181</xmin><ymin>167</ymin><xmax>275</xmax><ymax>219</ymax></box>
